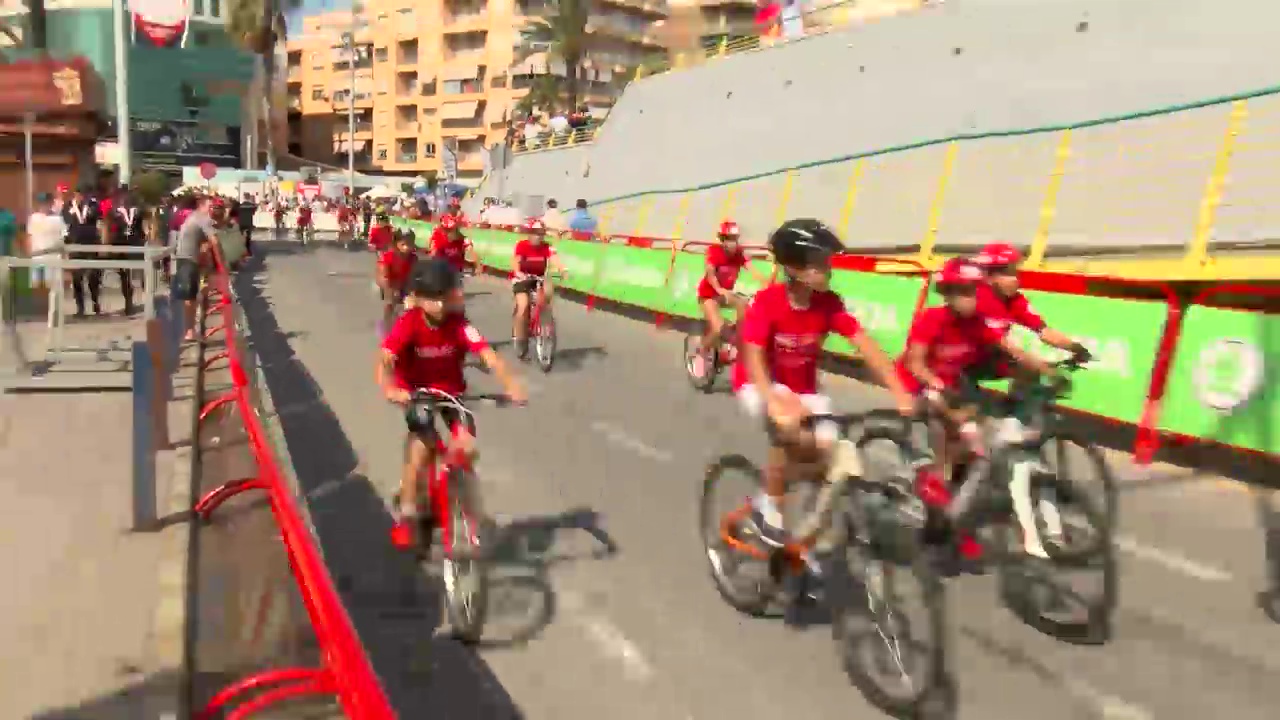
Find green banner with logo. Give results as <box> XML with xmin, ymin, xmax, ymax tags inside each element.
<box><xmin>663</xmin><ymin>252</ymin><xmax>774</xmax><ymax>319</ymax></box>
<box><xmin>825</xmin><ymin>272</ymin><xmax>925</xmax><ymax>357</ymax></box>
<box><xmin>589</xmin><ymin>244</ymin><xmax>679</xmax><ymax>311</ymax></box>
<box><xmin>469</xmin><ymin>228</ymin><xmax>521</xmax><ymax>271</ymax></box>
<box><xmin>1156</xmin><ymin>305</ymin><xmax>1280</xmax><ymax>454</ymax></box>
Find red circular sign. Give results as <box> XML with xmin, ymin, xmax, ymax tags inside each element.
<box><xmin>199</xmin><ymin>162</ymin><xmax>217</xmax><ymax>180</ymax></box>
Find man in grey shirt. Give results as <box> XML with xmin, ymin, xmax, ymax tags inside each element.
<box><xmin>173</xmin><ymin>196</ymin><xmax>218</xmax><ymax>341</ymax></box>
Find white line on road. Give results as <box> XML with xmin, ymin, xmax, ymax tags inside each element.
<box><xmin>1114</xmin><ymin>534</ymin><xmax>1233</xmax><ymax>583</ymax></box>
<box><xmin>561</xmin><ymin>590</ymin><xmax>655</xmax><ymax>683</ymax></box>
<box><xmin>589</xmin><ymin>420</ymin><xmax>673</xmax><ymax>463</ymax></box>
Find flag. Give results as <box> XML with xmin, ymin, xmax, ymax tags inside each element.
<box><xmin>131</xmin><ymin>0</ymin><xmax>191</xmax><ymax>49</ymax></box>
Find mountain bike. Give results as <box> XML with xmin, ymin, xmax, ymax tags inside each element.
<box><xmin>684</xmin><ymin>290</ymin><xmax>750</xmax><ymax>392</ymax></box>
<box><xmin>515</xmin><ymin>274</ymin><xmax>559</xmax><ymax>372</ymax></box>
<box><xmin>700</xmin><ymin>415</ymin><xmax>948</xmax><ymax>716</ymax></box>
<box><xmin>296</xmin><ymin>222</ymin><xmax>314</xmax><ymax>246</ymax></box>
<box><xmin>403</xmin><ymin>388</ymin><xmax>504</xmax><ymax>643</ymax></box>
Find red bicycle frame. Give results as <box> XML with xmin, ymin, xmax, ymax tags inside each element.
<box><xmin>423</xmin><ymin>419</ymin><xmax>477</xmax><ymax>556</ymax></box>
<box><xmin>529</xmin><ymin>279</ymin><xmax>551</xmax><ymax>336</ymax></box>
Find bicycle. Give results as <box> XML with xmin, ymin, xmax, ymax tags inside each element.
<box><xmin>402</xmin><ymin>388</ymin><xmax>507</xmax><ymax>643</ymax></box>
<box><xmin>700</xmin><ymin>415</ymin><xmax>949</xmax><ymax>716</ymax></box>
<box><xmin>515</xmin><ymin>274</ymin><xmax>559</xmax><ymax>372</ymax></box>
<box><xmin>683</xmin><ymin>290</ymin><xmax>750</xmax><ymax>392</ymax></box>
<box><xmin>296</xmin><ymin>223</ymin><xmax>314</xmax><ymax>246</ymax></box>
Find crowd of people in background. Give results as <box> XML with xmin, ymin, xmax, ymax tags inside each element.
<box><xmin>506</xmin><ymin>105</ymin><xmax>598</xmax><ymax>152</ymax></box>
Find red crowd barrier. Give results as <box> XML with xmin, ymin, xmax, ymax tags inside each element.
<box><xmin>192</xmin><ymin>246</ymin><xmax>397</xmax><ymax>719</ymax></box>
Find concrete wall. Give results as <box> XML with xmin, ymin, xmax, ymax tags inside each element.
<box><xmin>474</xmin><ymin>0</ymin><xmax>1280</xmax><ymax>252</ymax></box>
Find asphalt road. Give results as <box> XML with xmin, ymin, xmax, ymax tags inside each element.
<box><xmin>240</xmin><ymin>239</ymin><xmax>1280</xmax><ymax>720</ymax></box>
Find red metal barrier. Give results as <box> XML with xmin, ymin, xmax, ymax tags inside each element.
<box><xmin>193</xmin><ymin>247</ymin><xmax>397</xmax><ymax>719</ymax></box>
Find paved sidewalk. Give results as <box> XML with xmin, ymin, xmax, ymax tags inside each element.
<box><xmin>0</xmin><ymin>317</ymin><xmax>198</xmax><ymax>719</ymax></box>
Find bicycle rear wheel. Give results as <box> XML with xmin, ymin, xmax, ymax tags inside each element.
<box><xmin>442</xmin><ymin>468</ymin><xmax>492</xmax><ymax>644</ymax></box>
<box><xmin>535</xmin><ymin>309</ymin><xmax>556</xmax><ymax>372</ymax></box>
<box><xmin>699</xmin><ymin>454</ymin><xmax>780</xmax><ymax>616</ymax></box>
<box><xmin>683</xmin><ymin>333</ymin><xmax>718</xmax><ymax>392</ymax></box>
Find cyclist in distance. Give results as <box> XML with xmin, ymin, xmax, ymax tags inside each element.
<box><xmin>969</xmin><ymin>241</ymin><xmax>1092</xmax><ymax>385</ymax></box>
<box><xmin>692</xmin><ymin>219</ymin><xmax>768</xmax><ymax>379</ymax></box>
<box><xmin>377</xmin><ymin>258</ymin><xmax>527</xmax><ymax>548</ymax></box>
<box><xmin>376</xmin><ymin>230</ymin><xmax>418</xmax><ymax>335</ymax></box>
<box><xmin>296</xmin><ymin>201</ymin><xmax>313</xmax><ymax>241</ymax></box>
<box><xmin>368</xmin><ymin>212</ymin><xmax>395</xmax><ymax>252</ymax></box>
<box><xmin>430</xmin><ymin>215</ymin><xmax>476</xmax><ymax>274</ymax></box>
<box><xmin>510</xmin><ymin>219</ymin><xmax>568</xmax><ymax>349</ymax></box>
<box><xmin>895</xmin><ymin>257</ymin><xmax>1059</xmax><ymax>559</ymax></box>
<box><xmin>736</xmin><ymin>219</ymin><xmax>915</xmax><ymax>549</ymax></box>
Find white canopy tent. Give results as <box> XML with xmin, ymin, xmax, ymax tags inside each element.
<box><xmin>361</xmin><ymin>185</ymin><xmax>400</xmax><ymax>199</ymax></box>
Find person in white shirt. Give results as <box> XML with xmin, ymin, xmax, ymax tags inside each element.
<box><xmin>548</xmin><ymin>112</ymin><xmax>570</xmax><ymax>137</ymax></box>
<box><xmin>27</xmin><ymin>191</ymin><xmax>67</xmax><ymax>291</ymax></box>
<box><xmin>541</xmin><ymin>198</ymin><xmax>566</xmax><ymax>231</ymax></box>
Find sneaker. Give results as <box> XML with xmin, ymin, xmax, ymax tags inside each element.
<box><xmin>390</xmin><ymin>517</ymin><xmax>417</xmax><ymax>549</ymax></box>
<box><xmin>690</xmin><ymin>351</ymin><xmax>708</xmax><ymax>379</ymax></box>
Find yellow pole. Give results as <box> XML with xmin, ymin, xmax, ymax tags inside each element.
<box><xmin>671</xmin><ymin>192</ymin><xmax>692</xmax><ymax>241</ymax></box>
<box><xmin>836</xmin><ymin>158</ymin><xmax>866</xmax><ymax>238</ymax></box>
<box><xmin>917</xmin><ymin>141</ymin><xmax>958</xmax><ymax>266</ymax></box>
<box><xmin>774</xmin><ymin>169</ymin><xmax>796</xmax><ymax>228</ymax></box>
<box><xmin>1185</xmin><ymin>99</ymin><xmax>1248</xmax><ymax>268</ymax></box>
<box><xmin>718</xmin><ymin>184</ymin><xmax>738</xmax><ymax>221</ymax></box>
<box><xmin>633</xmin><ymin>196</ymin><xmax>654</xmax><ymax>236</ymax></box>
<box><xmin>598</xmin><ymin>204</ymin><xmax>615</xmax><ymax>236</ymax></box>
<box><xmin>716</xmin><ymin>36</ymin><xmax>729</xmax><ymax>57</ymax></box>
<box><xmin>1025</xmin><ymin>129</ymin><xmax>1073</xmax><ymax>268</ymax></box>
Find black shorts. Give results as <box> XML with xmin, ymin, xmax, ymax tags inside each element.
<box><xmin>405</xmin><ymin>398</ymin><xmax>477</xmax><ymax>443</ymax></box>
<box><xmin>512</xmin><ymin>276</ymin><xmax>542</xmax><ymax>296</ymax></box>
<box><xmin>172</xmin><ymin>258</ymin><xmax>200</xmax><ymax>301</ymax></box>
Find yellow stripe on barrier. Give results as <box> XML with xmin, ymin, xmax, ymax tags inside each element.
<box><xmin>774</xmin><ymin>169</ymin><xmax>796</xmax><ymax>228</ymax></box>
<box><xmin>836</xmin><ymin>159</ymin><xmax>866</xmax><ymax>239</ymax></box>
<box><xmin>719</xmin><ymin>184</ymin><xmax>739</xmax><ymax>223</ymax></box>
<box><xmin>671</xmin><ymin>193</ymin><xmax>692</xmax><ymax>240</ymax></box>
<box><xmin>633</xmin><ymin>197</ymin><xmax>654</xmax><ymax>236</ymax></box>
<box><xmin>917</xmin><ymin>141</ymin><xmax>958</xmax><ymax>266</ymax></box>
<box><xmin>1026</xmin><ymin>129</ymin><xmax>1073</xmax><ymax>268</ymax></box>
<box><xmin>1185</xmin><ymin>99</ymin><xmax>1249</xmax><ymax>268</ymax></box>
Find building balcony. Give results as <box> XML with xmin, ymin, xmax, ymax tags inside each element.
<box><xmin>456</xmin><ymin>153</ymin><xmax>486</xmax><ymax>171</ymax></box>
<box><xmin>396</xmin><ymin>121</ymin><xmax>420</xmax><ymax>135</ymax></box>
<box><xmin>595</xmin><ymin>0</ymin><xmax>668</xmax><ymax>16</ymax></box>
<box><xmin>442</xmin><ymin>12</ymin><xmax>489</xmax><ymax>33</ymax></box>
<box><xmin>287</xmin><ymin>67</ymin><xmax>303</xmax><ymax>83</ymax></box>
<box><xmin>397</xmin><ymin>153</ymin><xmax>418</xmax><ymax>164</ymax></box>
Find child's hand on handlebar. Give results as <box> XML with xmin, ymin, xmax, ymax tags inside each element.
<box><xmin>385</xmin><ymin>386</ymin><xmax>411</xmax><ymax>405</ymax></box>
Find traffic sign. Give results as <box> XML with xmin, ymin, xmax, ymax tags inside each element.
<box><xmin>199</xmin><ymin>162</ymin><xmax>217</xmax><ymax>180</ymax></box>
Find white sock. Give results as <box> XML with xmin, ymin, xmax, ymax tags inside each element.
<box><xmin>755</xmin><ymin>493</ymin><xmax>784</xmax><ymax>528</ymax></box>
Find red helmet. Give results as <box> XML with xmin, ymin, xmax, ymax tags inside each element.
<box><xmin>439</xmin><ymin>215</ymin><xmax>459</xmax><ymax>230</ymax></box>
<box><xmin>934</xmin><ymin>257</ymin><xmax>984</xmax><ymax>287</ymax></box>
<box><xmin>718</xmin><ymin>220</ymin><xmax>741</xmax><ymax>239</ymax></box>
<box><xmin>524</xmin><ymin>218</ymin><xmax>546</xmax><ymax>235</ymax></box>
<box><xmin>973</xmin><ymin>242</ymin><xmax>1022</xmax><ymax>268</ymax></box>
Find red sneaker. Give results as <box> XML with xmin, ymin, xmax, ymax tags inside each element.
<box><xmin>958</xmin><ymin>533</ymin><xmax>984</xmax><ymax>560</ymax></box>
<box><xmin>390</xmin><ymin>518</ymin><xmax>417</xmax><ymax>549</ymax></box>
<box><xmin>916</xmin><ymin>469</ymin><xmax>953</xmax><ymax>509</ymax></box>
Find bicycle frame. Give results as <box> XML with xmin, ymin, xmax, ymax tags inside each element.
<box><xmin>528</xmin><ymin>278</ymin><xmax>551</xmax><ymax>335</ymax></box>
<box><xmin>411</xmin><ymin>390</ymin><xmax>480</xmax><ymax>558</ymax></box>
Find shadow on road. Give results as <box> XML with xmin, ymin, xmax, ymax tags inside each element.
<box><xmin>234</xmin><ymin>250</ymin><xmax>527</xmax><ymax>718</ymax></box>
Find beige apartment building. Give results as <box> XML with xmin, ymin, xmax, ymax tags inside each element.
<box><xmin>284</xmin><ymin>0</ymin><xmax>676</xmax><ymax>183</ymax></box>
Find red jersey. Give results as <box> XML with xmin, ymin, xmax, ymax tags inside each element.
<box><xmin>514</xmin><ymin>239</ymin><xmax>554</xmax><ymax>276</ymax></box>
<box><xmin>730</xmin><ymin>284</ymin><xmax>862</xmax><ymax>395</ymax></box>
<box><xmin>696</xmin><ymin>245</ymin><xmax>749</xmax><ymax>300</ymax></box>
<box><xmin>369</xmin><ymin>225</ymin><xmax>394</xmax><ymax>251</ymax></box>
<box><xmin>381</xmin><ymin>310</ymin><xmax>489</xmax><ymax>395</ymax></box>
<box><xmin>430</xmin><ymin>228</ymin><xmax>470</xmax><ymax>270</ymax></box>
<box><xmin>297</xmin><ymin>207</ymin><xmax>312</xmax><ymax>226</ymax></box>
<box><xmin>894</xmin><ymin>306</ymin><xmax>1006</xmax><ymax>393</ymax></box>
<box><xmin>378</xmin><ymin>249</ymin><xmax>416</xmax><ymax>288</ymax></box>
<box><xmin>975</xmin><ymin>283</ymin><xmax>1046</xmax><ymax>336</ymax></box>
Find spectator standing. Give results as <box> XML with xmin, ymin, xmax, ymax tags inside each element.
<box><xmin>541</xmin><ymin>198</ymin><xmax>566</xmax><ymax>231</ymax></box>
<box><xmin>26</xmin><ymin>192</ymin><xmax>66</xmax><ymax>294</ymax></box>
<box><xmin>549</xmin><ymin>111</ymin><xmax>570</xmax><ymax>138</ymax></box>
<box><xmin>173</xmin><ymin>196</ymin><xmax>219</xmax><ymax>341</ymax></box>
<box><xmin>107</xmin><ymin>191</ymin><xmax>146</xmax><ymax>315</ymax></box>
<box><xmin>235</xmin><ymin>192</ymin><xmax>257</xmax><ymax>256</ymax></box>
<box><xmin>755</xmin><ymin>0</ymin><xmax>782</xmax><ymax>43</ymax></box>
<box><xmin>62</xmin><ymin>185</ymin><xmax>103</xmax><ymax>316</ymax></box>
<box><xmin>567</xmin><ymin>198</ymin><xmax>599</xmax><ymax>234</ymax></box>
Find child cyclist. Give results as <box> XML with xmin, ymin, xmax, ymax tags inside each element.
<box><xmin>430</xmin><ymin>215</ymin><xmax>477</xmax><ymax>274</ymax></box>
<box><xmin>692</xmin><ymin>220</ymin><xmax>768</xmax><ymax>379</ymax></box>
<box><xmin>735</xmin><ymin>219</ymin><xmax>915</xmax><ymax>549</ymax></box>
<box><xmin>510</xmin><ymin>219</ymin><xmax>568</xmax><ymax>352</ymax></box>
<box><xmin>377</xmin><ymin>258</ymin><xmax>527</xmax><ymax>548</ymax></box>
<box><xmin>894</xmin><ymin>257</ymin><xmax>1062</xmax><ymax>561</ymax></box>
<box><xmin>376</xmin><ymin>230</ymin><xmax>418</xmax><ymax>335</ymax></box>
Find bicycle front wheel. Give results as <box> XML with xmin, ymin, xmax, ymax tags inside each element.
<box><xmin>442</xmin><ymin>468</ymin><xmax>493</xmax><ymax>644</ymax></box>
<box><xmin>699</xmin><ymin>454</ymin><xmax>780</xmax><ymax>616</ymax></box>
<box><xmin>535</xmin><ymin>310</ymin><xmax>556</xmax><ymax>372</ymax></box>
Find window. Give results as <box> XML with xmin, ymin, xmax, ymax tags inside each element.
<box><xmin>310</xmin><ymin>52</ymin><xmax>322</xmax><ymax>69</ymax></box>
<box><xmin>377</xmin><ymin>147</ymin><xmax>388</xmax><ymax>161</ymax></box>
<box><xmin>377</xmin><ymin>79</ymin><xmax>388</xmax><ymax>95</ymax></box>
<box><xmin>491</xmin><ymin>73</ymin><xmax>507</xmax><ymax>89</ymax></box>
<box><xmin>210</xmin><ymin>0</ymin><xmax>221</xmax><ymax>18</ymax></box>
<box><xmin>375</xmin><ymin>47</ymin><xmax>388</xmax><ymax>62</ymax></box>
<box><xmin>311</xmin><ymin>86</ymin><xmax>325</xmax><ymax>100</ymax></box>
<box><xmin>397</xmin><ymin>8</ymin><xmax>415</xmax><ymax>20</ymax></box>
<box><xmin>193</xmin><ymin>0</ymin><xmax>204</xmax><ymax>14</ymax></box>
<box><xmin>422</xmin><ymin>142</ymin><xmax>437</xmax><ymax>157</ymax></box>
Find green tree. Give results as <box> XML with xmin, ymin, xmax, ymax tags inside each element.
<box><xmin>514</xmin><ymin>74</ymin><xmax>562</xmax><ymax>117</ymax></box>
<box><xmin>226</xmin><ymin>0</ymin><xmax>293</xmax><ymax>172</ymax></box>
<box><xmin>131</xmin><ymin>170</ymin><xmax>171</xmax><ymax>207</ymax></box>
<box><xmin>516</xmin><ymin>0</ymin><xmax>589</xmax><ymax>111</ymax></box>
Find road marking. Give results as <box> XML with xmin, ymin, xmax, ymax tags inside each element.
<box><xmin>561</xmin><ymin>591</ymin><xmax>654</xmax><ymax>683</ymax></box>
<box><xmin>1114</xmin><ymin>534</ymin><xmax>1233</xmax><ymax>583</ymax></box>
<box><xmin>589</xmin><ymin>420</ymin><xmax>673</xmax><ymax>463</ymax></box>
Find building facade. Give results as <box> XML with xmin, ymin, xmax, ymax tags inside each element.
<box><xmin>0</xmin><ymin>0</ymin><xmax>256</xmax><ymax>174</ymax></box>
<box><xmin>284</xmin><ymin>0</ymin><xmax>668</xmax><ymax>184</ymax></box>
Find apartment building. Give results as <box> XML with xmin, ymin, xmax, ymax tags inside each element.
<box><xmin>284</xmin><ymin>0</ymin><xmax>668</xmax><ymax>184</ymax></box>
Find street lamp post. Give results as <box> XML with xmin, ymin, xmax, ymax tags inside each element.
<box><xmin>111</xmin><ymin>0</ymin><xmax>132</xmax><ymax>185</ymax></box>
<box><xmin>342</xmin><ymin>12</ymin><xmax>356</xmax><ymax>199</ymax></box>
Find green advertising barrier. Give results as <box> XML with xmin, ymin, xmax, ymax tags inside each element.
<box><xmin>588</xmin><ymin>243</ymin><xmax>676</xmax><ymax>311</ymax></box>
<box><xmin>548</xmin><ymin>238</ymin><xmax>608</xmax><ymax>294</ymax></box>
<box><xmin>825</xmin><ymin>271</ymin><xmax>925</xmax><ymax>357</ymax></box>
<box><xmin>1156</xmin><ymin>305</ymin><xmax>1280</xmax><ymax>454</ymax></box>
<box><xmin>468</xmin><ymin>228</ymin><xmax>521</xmax><ymax>271</ymax></box>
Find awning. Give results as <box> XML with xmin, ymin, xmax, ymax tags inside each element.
<box><xmin>442</xmin><ymin>133</ymin><xmax>482</xmax><ymax>141</ymax></box>
<box><xmin>441</xmin><ymin>63</ymin><xmax>479</xmax><ymax>82</ymax></box>
<box><xmin>510</xmin><ymin>52</ymin><xmax>567</xmax><ymax>77</ymax></box>
<box><xmin>483</xmin><ymin>100</ymin><xmax>510</xmax><ymax>125</ymax></box>
<box><xmin>335</xmin><ymin>139</ymin><xmax>370</xmax><ymax>153</ymax></box>
<box><xmin>439</xmin><ymin>101</ymin><xmax>480</xmax><ymax>120</ymax></box>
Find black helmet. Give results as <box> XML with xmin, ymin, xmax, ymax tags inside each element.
<box><xmin>408</xmin><ymin>257</ymin><xmax>461</xmax><ymax>299</ymax></box>
<box><xmin>376</xmin><ymin>211</ymin><xmax>389</xmax><ymax>222</ymax></box>
<box><xmin>769</xmin><ymin>219</ymin><xmax>845</xmax><ymax>269</ymax></box>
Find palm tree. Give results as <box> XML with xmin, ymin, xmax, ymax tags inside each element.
<box><xmin>514</xmin><ymin>74</ymin><xmax>562</xmax><ymax>117</ymax></box>
<box><xmin>227</xmin><ymin>0</ymin><xmax>290</xmax><ymax>172</ymax></box>
<box><xmin>516</xmin><ymin>0</ymin><xmax>590</xmax><ymax>111</ymax></box>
